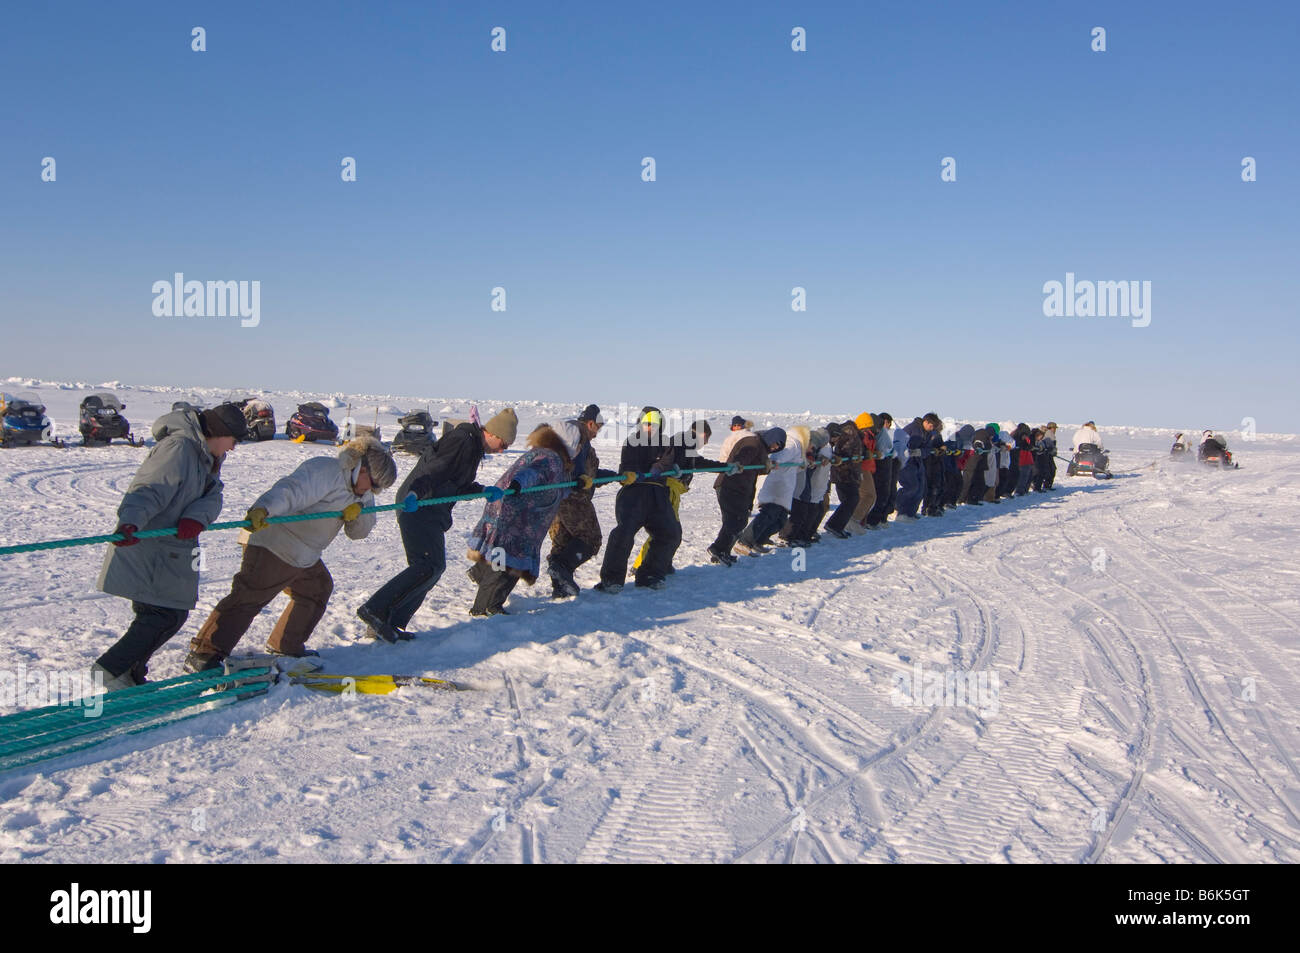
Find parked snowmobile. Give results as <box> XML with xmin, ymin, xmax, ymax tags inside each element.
<box><xmin>79</xmin><ymin>393</ymin><xmax>143</xmax><ymax>446</ymax></box>
<box><xmin>1198</xmin><ymin>432</ymin><xmax>1239</xmax><ymax>469</ymax></box>
<box><xmin>285</xmin><ymin>402</ymin><xmax>339</xmax><ymax>443</ymax></box>
<box><xmin>238</xmin><ymin>398</ymin><xmax>276</xmax><ymax>441</ymax></box>
<box><xmin>1067</xmin><ymin>443</ymin><xmax>1111</xmax><ymax>479</ymax></box>
<box><xmin>0</xmin><ymin>393</ymin><xmax>59</xmax><ymax>448</ymax></box>
<box><xmin>392</xmin><ymin>410</ymin><xmax>436</xmax><ymax>454</ymax></box>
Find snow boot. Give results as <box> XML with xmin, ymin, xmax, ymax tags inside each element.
<box><xmin>707</xmin><ymin>544</ymin><xmax>737</xmax><ymax>566</ymax></box>
<box><xmin>357</xmin><ymin>605</ymin><xmax>398</xmax><ymax>644</ymax></box>
<box><xmin>182</xmin><ymin>650</ymin><xmax>223</xmax><ymax>675</ymax></box>
<box><xmin>90</xmin><ymin>661</ymin><xmax>140</xmax><ymax>692</ymax></box>
<box><xmin>469</xmin><ymin>560</ymin><xmax>518</xmax><ymax>616</ymax></box>
<box><xmin>547</xmin><ymin>540</ymin><xmax>585</xmax><ymax>599</ymax></box>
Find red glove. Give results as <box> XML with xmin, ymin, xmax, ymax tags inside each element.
<box><xmin>177</xmin><ymin>518</ymin><xmax>204</xmax><ymax>540</ymax></box>
<box><xmin>113</xmin><ymin>524</ymin><xmax>139</xmax><ymax>547</ymax></box>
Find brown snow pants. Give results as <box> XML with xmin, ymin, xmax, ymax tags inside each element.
<box><xmin>189</xmin><ymin>544</ymin><xmax>333</xmax><ymax>658</ymax></box>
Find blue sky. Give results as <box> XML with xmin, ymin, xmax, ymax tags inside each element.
<box><xmin>2</xmin><ymin>1</ymin><xmax>1296</xmax><ymax>428</ymax></box>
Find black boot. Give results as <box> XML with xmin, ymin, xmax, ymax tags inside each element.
<box><xmin>469</xmin><ymin>561</ymin><xmax>518</xmax><ymax>616</ymax></box>
<box><xmin>547</xmin><ymin>540</ymin><xmax>586</xmax><ymax>598</ymax></box>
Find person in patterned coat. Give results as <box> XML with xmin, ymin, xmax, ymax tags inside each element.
<box><xmin>466</xmin><ymin>424</ymin><xmax>574</xmax><ymax>616</ymax></box>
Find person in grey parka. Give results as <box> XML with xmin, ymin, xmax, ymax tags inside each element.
<box><xmin>92</xmin><ymin>403</ymin><xmax>247</xmax><ymax>690</ymax></box>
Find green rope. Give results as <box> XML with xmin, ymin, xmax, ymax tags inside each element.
<box><xmin>0</xmin><ymin>455</ymin><xmax>875</xmax><ymax>557</ymax></box>
<box><xmin>0</xmin><ymin>667</ymin><xmax>242</xmax><ymax>740</ymax></box>
<box><xmin>4</xmin><ymin>443</ymin><xmax>1064</xmax><ymax>558</ymax></box>
<box><xmin>0</xmin><ymin>668</ymin><xmax>271</xmax><ymax>771</ymax></box>
<box><xmin>0</xmin><ymin>690</ymin><xmax>262</xmax><ymax>773</ymax></box>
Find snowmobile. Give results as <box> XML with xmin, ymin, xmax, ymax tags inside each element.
<box><xmin>1198</xmin><ymin>435</ymin><xmax>1239</xmax><ymax>469</ymax></box>
<box><xmin>0</xmin><ymin>393</ymin><xmax>61</xmax><ymax>448</ymax></box>
<box><xmin>392</xmin><ymin>410</ymin><xmax>437</xmax><ymax>455</ymax></box>
<box><xmin>237</xmin><ymin>398</ymin><xmax>276</xmax><ymax>441</ymax></box>
<box><xmin>1066</xmin><ymin>443</ymin><xmax>1111</xmax><ymax>479</ymax></box>
<box><xmin>79</xmin><ymin>393</ymin><xmax>143</xmax><ymax>447</ymax></box>
<box><xmin>285</xmin><ymin>402</ymin><xmax>339</xmax><ymax>443</ymax></box>
<box><xmin>1169</xmin><ymin>433</ymin><xmax>1195</xmax><ymax>461</ymax></box>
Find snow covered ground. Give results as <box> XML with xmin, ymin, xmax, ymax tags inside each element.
<box><xmin>1</xmin><ymin>381</ymin><xmax>1298</xmax><ymax>863</ymax></box>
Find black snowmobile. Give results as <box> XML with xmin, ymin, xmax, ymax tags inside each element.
<box><xmin>79</xmin><ymin>393</ymin><xmax>143</xmax><ymax>446</ymax></box>
<box><xmin>238</xmin><ymin>398</ymin><xmax>276</xmax><ymax>441</ymax></box>
<box><xmin>392</xmin><ymin>410</ymin><xmax>437</xmax><ymax>455</ymax></box>
<box><xmin>1067</xmin><ymin>443</ymin><xmax>1111</xmax><ymax>479</ymax></box>
<box><xmin>285</xmin><ymin>402</ymin><xmax>339</xmax><ymax>443</ymax></box>
<box><xmin>1</xmin><ymin>392</ymin><xmax>61</xmax><ymax>448</ymax></box>
<box><xmin>1198</xmin><ymin>436</ymin><xmax>1239</xmax><ymax>469</ymax></box>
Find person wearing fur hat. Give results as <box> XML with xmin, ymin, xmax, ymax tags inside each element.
<box><xmin>91</xmin><ymin>403</ymin><xmax>246</xmax><ymax>689</ymax></box>
<box><xmin>708</xmin><ymin>423</ymin><xmax>773</xmax><ymax>566</ymax></box>
<box><xmin>595</xmin><ymin>407</ymin><xmax>680</xmax><ymax>592</ymax></box>
<box><xmin>735</xmin><ymin>428</ymin><xmax>798</xmax><ymax>555</ymax></box>
<box><xmin>466</xmin><ymin>424</ymin><xmax>574</xmax><ymax>615</ymax></box>
<box><xmin>358</xmin><ymin>408</ymin><xmax>515</xmax><ymax>641</ymax></box>
<box><xmin>546</xmin><ymin>405</ymin><xmax>617</xmax><ymax>598</ymax></box>
<box><xmin>183</xmin><ymin>435</ymin><xmax>396</xmax><ymax>670</ymax></box>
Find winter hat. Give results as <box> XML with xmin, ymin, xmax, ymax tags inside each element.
<box><xmin>730</xmin><ymin>415</ymin><xmax>746</xmax><ymax>429</ymax></box>
<box><xmin>342</xmin><ymin>435</ymin><xmax>397</xmax><ymax>491</ymax></box>
<box><xmin>759</xmin><ymin>427</ymin><xmax>786</xmax><ymax>452</ymax></box>
<box><xmin>1045</xmin><ymin>422</ymin><xmax>1058</xmax><ymax>431</ymax></box>
<box><xmin>638</xmin><ymin>406</ymin><xmax>664</xmax><ymax>427</ymax></box>
<box><xmin>809</xmin><ymin>428</ymin><xmax>830</xmax><ymax>452</ymax></box>
<box><xmin>483</xmin><ymin>408</ymin><xmax>519</xmax><ymax>445</ymax></box>
<box><xmin>199</xmin><ymin>402</ymin><xmax>248</xmax><ymax>441</ymax></box>
<box><xmin>578</xmin><ymin>404</ymin><xmax>605</xmax><ymax>425</ymax></box>
<box><xmin>1084</xmin><ymin>421</ymin><xmax>1096</xmax><ymax>428</ymax></box>
<box><xmin>987</xmin><ymin>423</ymin><xmax>1000</xmax><ymax>434</ymax></box>
<box><xmin>855</xmin><ymin>412</ymin><xmax>874</xmax><ymax>430</ymax></box>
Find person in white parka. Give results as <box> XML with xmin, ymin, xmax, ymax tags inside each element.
<box><xmin>1071</xmin><ymin>421</ymin><xmax>1104</xmax><ymax>451</ymax></box>
<box><xmin>735</xmin><ymin>428</ymin><xmax>799</xmax><ymax>554</ymax></box>
<box><xmin>184</xmin><ymin>436</ymin><xmax>397</xmax><ymax>670</ymax></box>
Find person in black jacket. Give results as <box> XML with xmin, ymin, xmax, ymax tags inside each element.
<box><xmin>358</xmin><ymin>409</ymin><xmax>516</xmax><ymax>641</ymax></box>
<box><xmin>1032</xmin><ymin>423</ymin><xmax>1058</xmax><ymax>491</ymax></box>
<box><xmin>919</xmin><ymin>413</ymin><xmax>946</xmax><ymax>517</ymax></box>
<box><xmin>708</xmin><ymin>425</ymin><xmax>774</xmax><ymax>565</ymax></box>
<box><xmin>595</xmin><ymin>407</ymin><xmax>679</xmax><ymax>592</ymax></box>
<box><xmin>631</xmin><ymin>419</ymin><xmax>716</xmax><ymax>577</ymax></box>
<box><xmin>964</xmin><ymin>426</ymin><xmax>991</xmax><ymax>504</ymax></box>
<box><xmin>822</xmin><ymin>420</ymin><xmax>863</xmax><ymax>538</ymax></box>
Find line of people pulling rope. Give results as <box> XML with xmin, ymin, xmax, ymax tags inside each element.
<box><xmin>86</xmin><ymin>402</ymin><xmax>1076</xmax><ymax>691</ymax></box>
